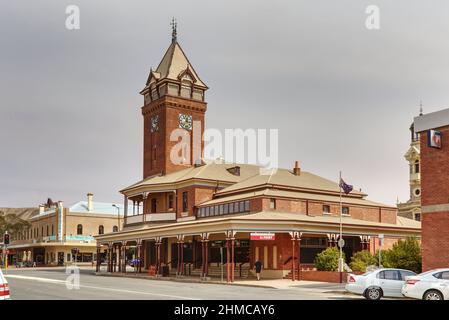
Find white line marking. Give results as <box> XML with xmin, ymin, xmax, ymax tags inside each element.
<box><xmin>5</xmin><ymin>274</ymin><xmax>199</xmax><ymax>300</ymax></box>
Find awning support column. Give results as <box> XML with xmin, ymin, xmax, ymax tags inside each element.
<box><xmin>96</xmin><ymin>245</ymin><xmax>101</xmax><ymax>273</ymax></box>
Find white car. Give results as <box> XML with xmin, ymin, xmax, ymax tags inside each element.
<box><xmin>0</xmin><ymin>268</ymin><xmax>11</xmax><ymax>300</ymax></box>
<box><xmin>401</xmin><ymin>268</ymin><xmax>449</xmax><ymax>300</ymax></box>
<box><xmin>345</xmin><ymin>268</ymin><xmax>417</xmax><ymax>300</ymax></box>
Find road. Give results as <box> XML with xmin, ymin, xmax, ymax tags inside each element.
<box><xmin>3</xmin><ymin>267</ymin><xmax>359</xmax><ymax>300</ymax></box>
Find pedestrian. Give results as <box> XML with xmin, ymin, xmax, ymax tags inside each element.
<box><xmin>254</xmin><ymin>260</ymin><xmax>262</xmax><ymax>280</ymax></box>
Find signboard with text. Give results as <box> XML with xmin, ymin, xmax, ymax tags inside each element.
<box><xmin>250</xmin><ymin>232</ymin><xmax>276</xmax><ymax>241</ymax></box>
<box><xmin>428</xmin><ymin>129</ymin><xmax>442</xmax><ymax>149</ymax></box>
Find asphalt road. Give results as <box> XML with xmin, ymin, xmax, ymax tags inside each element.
<box><xmin>3</xmin><ymin>267</ymin><xmax>358</xmax><ymax>300</ymax></box>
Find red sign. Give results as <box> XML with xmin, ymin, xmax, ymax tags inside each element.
<box><xmin>250</xmin><ymin>232</ymin><xmax>275</xmax><ymax>241</ymax></box>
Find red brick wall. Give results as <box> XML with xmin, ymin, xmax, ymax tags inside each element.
<box><xmin>300</xmin><ymin>271</ymin><xmax>348</xmax><ymax>283</ymax></box>
<box><xmin>142</xmin><ymin>95</ymin><xmax>206</xmax><ymax>178</ymax></box>
<box><xmin>420</xmin><ymin>126</ymin><xmax>449</xmax><ymax>271</ymax></box>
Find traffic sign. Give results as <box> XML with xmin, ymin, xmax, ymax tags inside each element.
<box><xmin>338</xmin><ymin>238</ymin><xmax>345</xmax><ymax>248</ymax></box>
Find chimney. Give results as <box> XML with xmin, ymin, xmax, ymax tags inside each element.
<box><xmin>87</xmin><ymin>193</ymin><xmax>93</xmax><ymax>211</ymax></box>
<box><xmin>293</xmin><ymin>161</ymin><xmax>301</xmax><ymax>176</ymax></box>
<box><xmin>39</xmin><ymin>205</ymin><xmax>45</xmax><ymax>214</ymax></box>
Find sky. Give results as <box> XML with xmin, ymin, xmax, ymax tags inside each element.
<box><xmin>1</xmin><ymin>0</ymin><xmax>449</xmax><ymax>207</ymax></box>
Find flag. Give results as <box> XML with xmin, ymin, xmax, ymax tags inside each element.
<box><xmin>339</xmin><ymin>178</ymin><xmax>353</xmax><ymax>194</ymax></box>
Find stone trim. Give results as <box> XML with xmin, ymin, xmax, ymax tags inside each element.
<box><xmin>422</xmin><ymin>204</ymin><xmax>449</xmax><ymax>213</ymax></box>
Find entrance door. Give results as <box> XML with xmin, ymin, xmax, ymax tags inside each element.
<box><xmin>58</xmin><ymin>252</ymin><xmax>65</xmax><ymax>265</ymax></box>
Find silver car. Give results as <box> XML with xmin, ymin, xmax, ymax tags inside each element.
<box><xmin>345</xmin><ymin>268</ymin><xmax>417</xmax><ymax>300</ymax></box>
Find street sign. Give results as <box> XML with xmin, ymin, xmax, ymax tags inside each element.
<box><xmin>250</xmin><ymin>232</ymin><xmax>275</xmax><ymax>241</ymax></box>
<box><xmin>338</xmin><ymin>238</ymin><xmax>345</xmax><ymax>248</ymax></box>
<box><xmin>378</xmin><ymin>234</ymin><xmax>384</xmax><ymax>246</ymax></box>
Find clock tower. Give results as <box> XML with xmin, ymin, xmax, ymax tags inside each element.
<box><xmin>140</xmin><ymin>22</ymin><xmax>208</xmax><ymax>178</ymax></box>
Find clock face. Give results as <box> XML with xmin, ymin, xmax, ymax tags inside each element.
<box><xmin>179</xmin><ymin>113</ymin><xmax>192</xmax><ymax>130</ymax></box>
<box><xmin>150</xmin><ymin>115</ymin><xmax>159</xmax><ymax>132</ymax></box>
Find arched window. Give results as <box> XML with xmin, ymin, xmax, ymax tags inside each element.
<box><xmin>77</xmin><ymin>224</ymin><xmax>83</xmax><ymax>235</ymax></box>
<box><xmin>51</xmin><ymin>224</ymin><xmax>54</xmax><ymax>236</ymax></box>
<box><xmin>414</xmin><ymin>160</ymin><xmax>420</xmax><ymax>174</ymax></box>
<box><xmin>46</xmin><ymin>225</ymin><xmax>49</xmax><ymax>236</ymax></box>
<box><xmin>98</xmin><ymin>225</ymin><xmax>104</xmax><ymax>235</ymax></box>
<box><xmin>113</xmin><ymin>226</ymin><xmax>118</xmax><ymax>233</ymax></box>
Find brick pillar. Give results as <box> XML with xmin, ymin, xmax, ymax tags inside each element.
<box><xmin>177</xmin><ymin>241</ymin><xmax>181</xmax><ymax>276</ymax></box>
<box><xmin>291</xmin><ymin>237</ymin><xmax>296</xmax><ymax>281</ymax></box>
<box><xmin>156</xmin><ymin>241</ymin><xmax>161</xmax><ymax>276</ymax></box>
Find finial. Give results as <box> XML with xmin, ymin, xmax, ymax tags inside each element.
<box><xmin>419</xmin><ymin>100</ymin><xmax>423</xmax><ymax>116</ymax></box>
<box><xmin>171</xmin><ymin>17</ymin><xmax>177</xmax><ymax>43</ymax></box>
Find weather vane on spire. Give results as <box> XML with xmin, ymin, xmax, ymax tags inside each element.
<box><xmin>171</xmin><ymin>17</ymin><xmax>177</xmax><ymax>43</ymax></box>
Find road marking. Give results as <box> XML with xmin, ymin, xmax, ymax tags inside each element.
<box><xmin>5</xmin><ymin>274</ymin><xmax>199</xmax><ymax>300</ymax></box>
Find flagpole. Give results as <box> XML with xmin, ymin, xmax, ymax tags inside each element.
<box><xmin>339</xmin><ymin>171</ymin><xmax>343</xmax><ymax>279</ymax></box>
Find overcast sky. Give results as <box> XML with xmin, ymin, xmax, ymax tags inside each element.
<box><xmin>1</xmin><ymin>0</ymin><xmax>449</xmax><ymax>207</ymax></box>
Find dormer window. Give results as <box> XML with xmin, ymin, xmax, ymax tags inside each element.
<box><xmin>227</xmin><ymin>166</ymin><xmax>241</xmax><ymax>176</ymax></box>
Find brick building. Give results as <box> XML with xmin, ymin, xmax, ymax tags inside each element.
<box><xmin>414</xmin><ymin>108</ymin><xmax>449</xmax><ymax>271</ymax></box>
<box><xmin>95</xmin><ymin>28</ymin><xmax>420</xmax><ymax>281</ymax></box>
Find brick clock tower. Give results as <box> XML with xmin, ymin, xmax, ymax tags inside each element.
<box><xmin>140</xmin><ymin>23</ymin><xmax>208</xmax><ymax>178</ymax></box>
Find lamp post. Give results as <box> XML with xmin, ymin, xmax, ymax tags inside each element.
<box><xmin>112</xmin><ymin>204</ymin><xmax>120</xmax><ymax>232</ymax></box>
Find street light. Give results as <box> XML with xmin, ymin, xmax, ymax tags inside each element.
<box><xmin>112</xmin><ymin>204</ymin><xmax>120</xmax><ymax>232</ymax></box>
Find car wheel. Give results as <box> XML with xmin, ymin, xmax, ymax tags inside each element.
<box><xmin>365</xmin><ymin>287</ymin><xmax>382</xmax><ymax>300</ymax></box>
<box><xmin>423</xmin><ymin>290</ymin><xmax>443</xmax><ymax>300</ymax></box>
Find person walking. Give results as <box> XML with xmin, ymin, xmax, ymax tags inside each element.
<box><xmin>254</xmin><ymin>260</ymin><xmax>262</xmax><ymax>280</ymax></box>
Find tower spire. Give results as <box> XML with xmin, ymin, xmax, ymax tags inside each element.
<box><xmin>171</xmin><ymin>17</ymin><xmax>177</xmax><ymax>43</ymax></box>
<box><xmin>419</xmin><ymin>100</ymin><xmax>423</xmax><ymax>116</ymax></box>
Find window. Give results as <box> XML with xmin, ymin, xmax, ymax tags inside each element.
<box><xmin>113</xmin><ymin>226</ymin><xmax>118</xmax><ymax>232</ymax></box>
<box><xmin>151</xmin><ymin>198</ymin><xmax>157</xmax><ymax>213</ymax></box>
<box><xmin>229</xmin><ymin>203</ymin><xmax>234</xmax><ymax>214</ymax></box>
<box><xmin>414</xmin><ymin>160</ymin><xmax>420</xmax><ymax>174</ymax></box>
<box><xmin>244</xmin><ymin>200</ymin><xmax>250</xmax><ymax>212</ymax></box>
<box><xmin>414</xmin><ymin>188</ymin><xmax>421</xmax><ymax>197</ymax></box>
<box><xmin>415</xmin><ymin>213</ymin><xmax>421</xmax><ymax>221</ymax></box>
<box><xmin>77</xmin><ymin>224</ymin><xmax>83</xmax><ymax>235</ymax></box>
<box><xmin>399</xmin><ymin>270</ymin><xmax>416</xmax><ymax>280</ymax></box>
<box><xmin>224</xmin><ymin>203</ymin><xmax>229</xmax><ymax>214</ymax></box>
<box><xmin>168</xmin><ymin>194</ymin><xmax>174</xmax><ymax>210</ymax></box>
<box><xmin>342</xmin><ymin>207</ymin><xmax>350</xmax><ymax>215</ymax></box>
<box><xmin>239</xmin><ymin>201</ymin><xmax>245</xmax><ymax>212</ymax></box>
<box><xmin>270</xmin><ymin>199</ymin><xmax>276</xmax><ymax>210</ymax></box>
<box><xmin>182</xmin><ymin>192</ymin><xmax>188</xmax><ymax>212</ymax></box>
<box><xmin>46</xmin><ymin>225</ymin><xmax>49</xmax><ymax>236</ymax></box>
<box><xmin>377</xmin><ymin>270</ymin><xmax>401</xmax><ymax>280</ymax></box>
<box><xmin>41</xmin><ymin>227</ymin><xmax>43</xmax><ymax>237</ymax></box>
<box><xmin>98</xmin><ymin>225</ymin><xmax>104</xmax><ymax>235</ymax></box>
<box><xmin>51</xmin><ymin>225</ymin><xmax>54</xmax><ymax>236</ymax></box>
<box><xmin>323</xmin><ymin>205</ymin><xmax>330</xmax><ymax>214</ymax></box>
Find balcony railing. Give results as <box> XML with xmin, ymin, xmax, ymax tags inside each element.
<box><xmin>125</xmin><ymin>212</ymin><xmax>176</xmax><ymax>225</ymax></box>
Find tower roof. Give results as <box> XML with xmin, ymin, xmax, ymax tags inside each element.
<box><xmin>145</xmin><ymin>41</ymin><xmax>207</xmax><ymax>89</ymax></box>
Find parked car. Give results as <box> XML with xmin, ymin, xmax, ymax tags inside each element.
<box><xmin>0</xmin><ymin>269</ymin><xmax>11</xmax><ymax>300</ymax></box>
<box><xmin>345</xmin><ymin>268</ymin><xmax>417</xmax><ymax>300</ymax></box>
<box><xmin>401</xmin><ymin>268</ymin><xmax>449</xmax><ymax>300</ymax></box>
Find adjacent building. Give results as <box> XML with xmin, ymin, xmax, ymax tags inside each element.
<box><xmin>397</xmin><ymin>119</ymin><xmax>422</xmax><ymax>221</ymax></box>
<box><xmin>414</xmin><ymin>108</ymin><xmax>449</xmax><ymax>271</ymax></box>
<box><xmin>95</xmin><ymin>29</ymin><xmax>421</xmax><ymax>281</ymax></box>
<box><xmin>5</xmin><ymin>193</ymin><xmax>124</xmax><ymax>266</ymax></box>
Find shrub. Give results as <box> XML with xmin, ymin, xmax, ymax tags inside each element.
<box><xmin>350</xmin><ymin>250</ymin><xmax>377</xmax><ymax>272</ymax></box>
<box><xmin>315</xmin><ymin>247</ymin><xmax>345</xmax><ymax>271</ymax></box>
<box><xmin>383</xmin><ymin>237</ymin><xmax>422</xmax><ymax>273</ymax></box>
